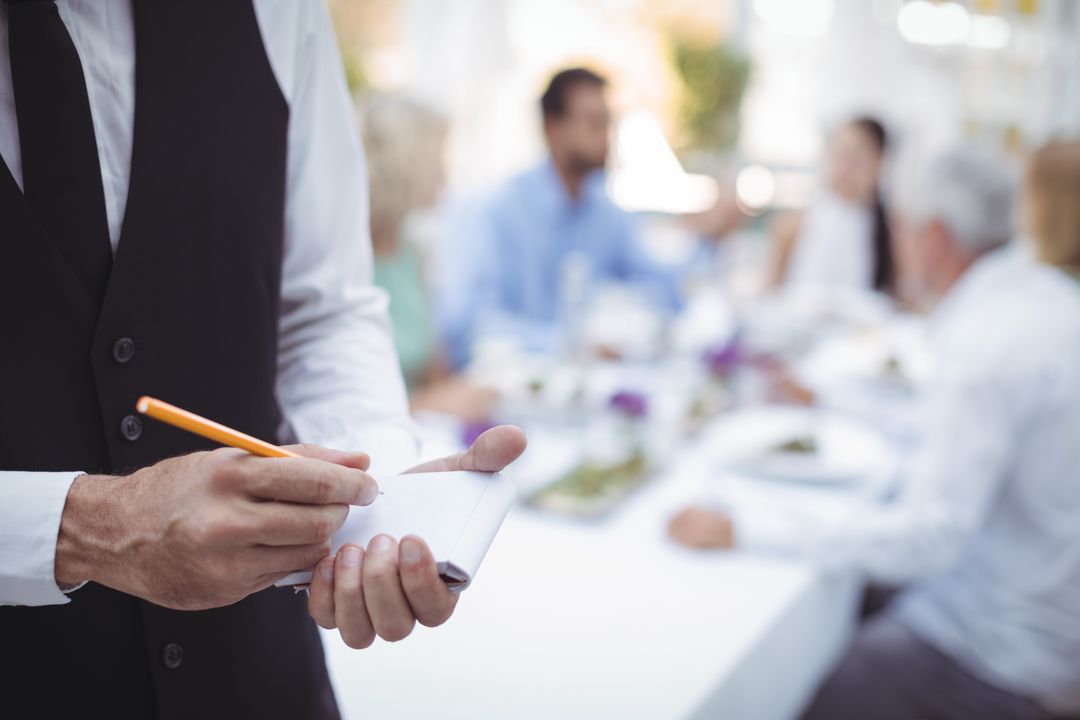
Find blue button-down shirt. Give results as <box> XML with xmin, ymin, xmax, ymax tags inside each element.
<box><xmin>440</xmin><ymin>160</ymin><xmax>679</xmax><ymax>364</ymax></box>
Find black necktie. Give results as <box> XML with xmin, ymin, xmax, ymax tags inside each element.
<box><xmin>6</xmin><ymin>0</ymin><xmax>112</xmax><ymax>303</ymax></box>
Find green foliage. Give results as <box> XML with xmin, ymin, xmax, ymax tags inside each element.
<box><xmin>671</xmin><ymin>39</ymin><xmax>751</xmax><ymax>153</ymax></box>
<box><xmin>341</xmin><ymin>47</ymin><xmax>368</xmax><ymax>94</ymax></box>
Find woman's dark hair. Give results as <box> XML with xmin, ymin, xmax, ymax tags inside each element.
<box><xmin>849</xmin><ymin>116</ymin><xmax>895</xmax><ymax>294</ymax></box>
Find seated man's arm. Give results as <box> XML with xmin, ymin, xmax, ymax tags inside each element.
<box><xmin>788</xmin><ymin>355</ymin><xmax>1016</xmax><ymax>584</ymax></box>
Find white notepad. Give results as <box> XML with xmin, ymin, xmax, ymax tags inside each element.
<box><xmin>276</xmin><ymin>471</ymin><xmax>517</xmax><ymax>591</ymax></box>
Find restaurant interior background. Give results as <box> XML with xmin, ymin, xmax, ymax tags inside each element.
<box><xmin>317</xmin><ymin>1</ymin><xmax>1080</xmax><ymax>718</ymax></box>
<box><xmin>332</xmin><ymin>0</ymin><xmax>1080</xmax><ymax>203</ymax></box>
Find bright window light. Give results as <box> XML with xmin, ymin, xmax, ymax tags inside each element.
<box><xmin>735</xmin><ymin>164</ymin><xmax>776</xmax><ymax>212</ymax></box>
<box><xmin>752</xmin><ymin>0</ymin><xmax>835</xmax><ymax>37</ymax></box>
<box><xmin>609</xmin><ymin>111</ymin><xmax>719</xmax><ymax>215</ymax></box>
<box><xmin>967</xmin><ymin>14</ymin><xmax>1011</xmax><ymax>49</ymax></box>
<box><xmin>897</xmin><ymin>0</ymin><xmax>970</xmax><ymax>46</ymax></box>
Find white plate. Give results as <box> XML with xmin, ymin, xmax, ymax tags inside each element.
<box><xmin>702</xmin><ymin>406</ymin><xmax>895</xmax><ymax>485</ymax></box>
<box><xmin>796</xmin><ymin>321</ymin><xmax>934</xmax><ymax>394</ymax></box>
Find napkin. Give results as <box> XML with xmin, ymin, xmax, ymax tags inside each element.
<box><xmin>276</xmin><ymin>471</ymin><xmax>517</xmax><ymax>591</ymax></box>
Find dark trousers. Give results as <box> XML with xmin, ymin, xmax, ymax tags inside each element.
<box><xmin>799</xmin><ymin>613</ymin><xmax>1058</xmax><ymax>720</ymax></box>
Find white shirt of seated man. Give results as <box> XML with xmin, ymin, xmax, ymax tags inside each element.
<box><xmin>741</xmin><ymin>147</ymin><xmax>1080</xmax><ymax>716</ymax></box>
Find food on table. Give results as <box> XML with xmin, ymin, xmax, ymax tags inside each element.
<box><xmin>879</xmin><ymin>352</ymin><xmax>913</xmax><ymax>386</ymax></box>
<box><xmin>685</xmin><ymin>381</ymin><xmax>731</xmax><ymax>436</ymax></box>
<box><xmin>769</xmin><ymin>434</ymin><xmax>818</xmax><ymax>455</ymax></box>
<box><xmin>883</xmin><ymin>354</ymin><xmax>903</xmax><ymax>375</ymax></box>
<box><xmin>527</xmin><ymin>450</ymin><xmax>650</xmax><ymax>517</ymax></box>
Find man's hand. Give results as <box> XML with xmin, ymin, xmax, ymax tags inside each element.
<box><xmin>668</xmin><ymin>506</ymin><xmax>736</xmax><ymax>549</ymax></box>
<box><xmin>307</xmin><ymin>425</ymin><xmax>526</xmax><ymax>648</ymax></box>
<box><xmin>55</xmin><ymin>444</ymin><xmax>378</xmax><ymax>610</ymax></box>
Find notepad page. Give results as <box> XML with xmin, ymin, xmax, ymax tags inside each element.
<box><xmin>276</xmin><ymin>470</ymin><xmax>516</xmax><ymax>590</ymax></box>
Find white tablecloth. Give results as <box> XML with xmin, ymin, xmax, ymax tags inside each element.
<box><xmin>323</xmin><ymin>439</ymin><xmax>862</xmax><ymax>720</ymax></box>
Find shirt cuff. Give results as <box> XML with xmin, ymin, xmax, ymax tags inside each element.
<box><xmin>0</xmin><ymin>471</ymin><xmax>83</xmax><ymax>606</ymax></box>
<box><xmin>731</xmin><ymin>503</ymin><xmax>816</xmax><ymax>553</ymax></box>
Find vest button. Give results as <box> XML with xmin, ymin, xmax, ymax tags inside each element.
<box><xmin>120</xmin><ymin>415</ymin><xmax>142</xmax><ymax>442</ymax></box>
<box><xmin>112</xmin><ymin>337</ymin><xmax>136</xmax><ymax>363</ymax></box>
<box><xmin>162</xmin><ymin>642</ymin><xmax>183</xmax><ymax>670</ymax></box>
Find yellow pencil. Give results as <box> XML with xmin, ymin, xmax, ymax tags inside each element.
<box><xmin>136</xmin><ymin>396</ymin><xmax>299</xmax><ymax>458</ymax></box>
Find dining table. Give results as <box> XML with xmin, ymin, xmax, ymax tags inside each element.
<box><xmin>322</xmin><ymin>415</ymin><xmax>873</xmax><ymax>720</ymax></box>
<box><xmin>323</xmin><ymin>283</ymin><xmax>927</xmax><ymax>719</ymax></box>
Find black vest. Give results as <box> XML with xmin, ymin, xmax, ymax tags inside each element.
<box><xmin>0</xmin><ymin>2</ymin><xmax>338</xmax><ymax>717</ymax></box>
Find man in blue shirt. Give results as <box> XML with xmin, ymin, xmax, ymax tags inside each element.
<box><xmin>442</xmin><ymin>68</ymin><xmax>680</xmax><ymax>363</ymax></box>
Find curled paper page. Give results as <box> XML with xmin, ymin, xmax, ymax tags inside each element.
<box><xmin>277</xmin><ymin>471</ymin><xmax>517</xmax><ymax>591</ymax></box>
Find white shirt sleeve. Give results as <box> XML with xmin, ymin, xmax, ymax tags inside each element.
<box><xmin>271</xmin><ymin>0</ymin><xmax>419</xmax><ymax>477</ymax></box>
<box><xmin>0</xmin><ymin>472</ymin><xmax>83</xmax><ymax>606</ymax></box>
<box><xmin>738</xmin><ymin>347</ymin><xmax>1015</xmax><ymax>585</ymax></box>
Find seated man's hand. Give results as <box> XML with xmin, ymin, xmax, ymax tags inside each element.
<box><xmin>766</xmin><ymin>368</ymin><xmax>817</xmax><ymax>407</ymax></box>
<box><xmin>307</xmin><ymin>425</ymin><xmax>526</xmax><ymax>648</ymax></box>
<box><xmin>55</xmin><ymin>444</ymin><xmax>377</xmax><ymax>610</ymax></box>
<box><xmin>668</xmin><ymin>505</ymin><xmax>736</xmax><ymax>549</ymax></box>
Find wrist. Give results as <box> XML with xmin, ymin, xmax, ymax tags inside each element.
<box><xmin>54</xmin><ymin>473</ymin><xmax>126</xmax><ymax>587</ymax></box>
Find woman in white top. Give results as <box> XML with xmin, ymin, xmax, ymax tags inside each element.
<box><xmin>769</xmin><ymin>117</ymin><xmax>895</xmax><ymax>294</ymax></box>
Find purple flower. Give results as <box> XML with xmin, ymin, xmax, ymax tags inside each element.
<box><xmin>609</xmin><ymin>390</ymin><xmax>648</xmax><ymax>419</ymax></box>
<box><xmin>461</xmin><ymin>419</ymin><xmax>497</xmax><ymax>447</ymax></box>
<box><xmin>703</xmin><ymin>334</ymin><xmax>743</xmax><ymax>377</ymax></box>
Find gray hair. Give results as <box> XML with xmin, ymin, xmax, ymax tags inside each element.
<box><xmin>910</xmin><ymin>146</ymin><xmax>1017</xmax><ymax>252</ymax></box>
<box><xmin>358</xmin><ymin>91</ymin><xmax>448</xmax><ymax>237</ymax></box>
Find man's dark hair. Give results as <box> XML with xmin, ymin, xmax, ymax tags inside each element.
<box><xmin>540</xmin><ymin>67</ymin><xmax>607</xmax><ymax>120</ymax></box>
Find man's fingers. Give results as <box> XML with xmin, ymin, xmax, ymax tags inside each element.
<box><xmin>308</xmin><ymin>556</ymin><xmax>338</xmax><ymax>629</ymax></box>
<box><xmin>361</xmin><ymin>535</ymin><xmax>416</xmax><ymax>642</ymax></box>
<box><xmin>284</xmin><ymin>444</ymin><xmax>371</xmax><ymax>471</ymax></box>
<box><xmin>239</xmin><ymin>457</ymin><xmax>379</xmax><ymax>506</ymax></box>
<box><xmin>399</xmin><ymin>535</ymin><xmax>458</xmax><ymax>627</ymax></box>
<box><xmin>461</xmin><ymin>425</ymin><xmax>527</xmax><ymax>472</ymax></box>
<box><xmin>406</xmin><ymin>425</ymin><xmax>527</xmax><ymax>474</ymax></box>
<box><xmin>334</xmin><ymin>544</ymin><xmax>375</xmax><ymax>649</ymax></box>
<box><xmin>246</xmin><ymin>502</ymin><xmax>349</xmax><ymax>546</ymax></box>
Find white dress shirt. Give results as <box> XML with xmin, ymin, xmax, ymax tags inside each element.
<box><xmin>0</xmin><ymin>1</ymin><xmax>418</xmax><ymax>607</ymax></box>
<box><xmin>746</xmin><ymin>247</ymin><xmax>1080</xmax><ymax>713</ymax></box>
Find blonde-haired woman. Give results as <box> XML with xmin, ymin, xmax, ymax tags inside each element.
<box><xmin>1026</xmin><ymin>139</ymin><xmax>1080</xmax><ymax>281</ymax></box>
<box><xmin>359</xmin><ymin>91</ymin><xmax>496</xmax><ymax>419</ymax></box>
<box><xmin>359</xmin><ymin>91</ymin><xmax>447</xmax><ymax>387</ymax></box>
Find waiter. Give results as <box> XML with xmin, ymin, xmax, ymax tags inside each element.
<box><xmin>0</xmin><ymin>1</ymin><xmax>525</xmax><ymax>718</ymax></box>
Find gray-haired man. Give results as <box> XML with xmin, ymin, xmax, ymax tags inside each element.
<box><xmin>796</xmin><ymin>147</ymin><xmax>1080</xmax><ymax>719</ymax></box>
